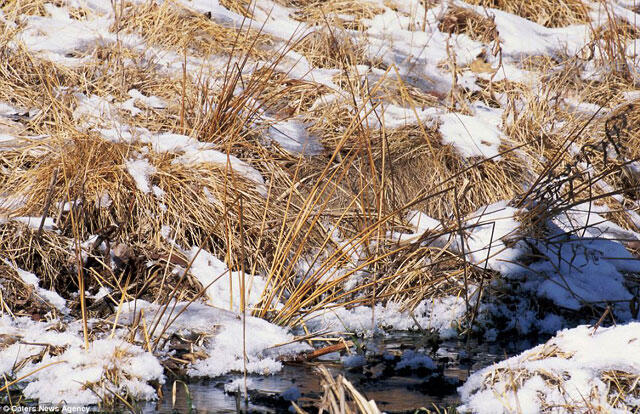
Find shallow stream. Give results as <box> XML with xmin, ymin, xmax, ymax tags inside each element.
<box><xmin>141</xmin><ymin>332</ymin><xmax>546</xmax><ymax>413</ymax></box>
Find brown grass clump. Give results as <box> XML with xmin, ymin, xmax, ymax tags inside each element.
<box><xmin>294</xmin><ymin>29</ymin><xmax>380</xmax><ymax>69</ymax></box>
<box><xmin>0</xmin><ymin>47</ymin><xmax>79</xmax><ymax>118</ymax></box>
<box><xmin>588</xmin><ymin>15</ymin><xmax>639</xmax><ymax>80</ymax></box>
<box><xmin>1</xmin><ymin>0</ymin><xmax>88</xmax><ymax>19</ymax></box>
<box><xmin>293</xmin><ymin>366</ymin><xmax>381</xmax><ymax>414</ymax></box>
<box><xmin>0</xmin><ymin>131</ymin><xmax>270</xmax><ymax>247</ymax></box>
<box><xmin>116</xmin><ymin>1</ymin><xmax>274</xmax><ymax>58</ymax></box>
<box><xmin>439</xmin><ymin>6</ymin><xmax>498</xmax><ymax>44</ymax></box>
<box><xmin>290</xmin><ymin>0</ymin><xmax>385</xmax><ymax>31</ymax></box>
<box><xmin>219</xmin><ymin>0</ymin><xmax>253</xmax><ymax>18</ymax></box>
<box><xmin>602</xmin><ymin>370</ymin><xmax>640</xmax><ymax>407</ymax></box>
<box><xmin>304</xmin><ymin>94</ymin><xmax>530</xmax><ymax>220</ymax></box>
<box><xmin>0</xmin><ymin>222</ymin><xmax>73</xmax><ymax>291</ymax></box>
<box><xmin>246</xmin><ymin>69</ymin><xmax>331</xmax><ymax>118</ymax></box>
<box><xmin>466</xmin><ymin>0</ymin><xmax>591</xmax><ymax>28</ymax></box>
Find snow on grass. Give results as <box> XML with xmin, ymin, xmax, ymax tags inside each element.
<box><xmin>0</xmin><ymin>297</ymin><xmax>309</xmax><ymax>405</ymax></box>
<box><xmin>0</xmin><ymin>102</ymin><xmax>20</xmax><ymax>117</ymax></box>
<box><xmin>396</xmin><ymin>350</ymin><xmax>436</xmax><ymax>370</ymax></box>
<box><xmin>407</xmin><ymin>210</ymin><xmax>442</xmax><ymax>233</ymax></box>
<box><xmin>363</xmin><ymin>3</ymin><xmax>483</xmax><ymax>93</ymax></box>
<box><xmin>397</xmin><ymin>197</ymin><xmax>640</xmax><ymax>318</ymax></box>
<box><xmin>13</xmin><ymin>266</ymin><xmax>67</xmax><ymax>312</ymax></box>
<box><xmin>73</xmin><ymin>93</ymin><xmax>119</xmax><ymax>128</ymax></box>
<box><xmin>265</xmin><ymin>118</ymin><xmax>322</xmax><ymax>155</ymax></box>
<box><xmin>438</xmin><ymin>103</ymin><xmax>505</xmax><ymax>159</ymax></box>
<box><xmin>355</xmin><ymin>100</ymin><xmax>440</xmax><ymax>130</ymax></box>
<box><xmin>0</xmin><ymin>317</ymin><xmax>82</xmax><ymax>377</ymax></box>
<box><xmin>120</xmin><ymin>89</ymin><xmax>167</xmax><ymax>117</ymax></box>
<box><xmin>168</xmin><ymin>0</ymin><xmax>245</xmax><ymax>25</ymax></box>
<box><xmin>9</xmin><ymin>216</ymin><xmax>57</xmax><ymax>231</ymax></box>
<box><xmin>509</xmin><ymin>204</ymin><xmax>640</xmax><ymax>313</ymax></box>
<box><xmin>102</xmin><ymin>125</ymin><xmax>268</xmax><ymax>195</ymax></box>
<box><xmin>23</xmin><ymin>339</ymin><xmax>164</xmax><ymax>405</ymax></box>
<box><xmin>101</xmin><ymin>128</ymin><xmax>266</xmax><ymax>192</ymax></box>
<box><xmin>463</xmin><ymin>201</ymin><xmax>527</xmax><ymax>275</ymax></box>
<box><xmin>187</xmin><ymin>247</ymin><xmax>268</xmax><ymax>312</ymax></box>
<box><xmin>125</xmin><ymin>157</ymin><xmax>156</xmax><ymax>194</ymax></box>
<box><xmin>0</xmin><ymin>316</ymin><xmax>162</xmax><ymax>406</ymax></box>
<box><xmin>172</xmin><ymin>147</ymin><xmax>267</xmax><ymax>195</ymax></box>
<box><xmin>464</xmin><ymin>202</ymin><xmax>640</xmax><ymax>315</ymax></box>
<box><xmin>458</xmin><ymin>1</ymin><xmax>591</xmax><ymax>58</ymax></box>
<box><xmin>530</xmin><ymin>235</ymin><xmax>639</xmax><ymax>311</ymax></box>
<box><xmin>16</xmin><ymin>4</ymin><xmax>142</xmax><ymax>67</ymax></box>
<box><xmin>2</xmin><ymin>0</ymin><xmax>640</xmax><ymax>408</ymax></box>
<box><xmin>75</xmin><ymin>90</ymin><xmax>167</xmax><ymax>127</ymax></box>
<box><xmin>118</xmin><ymin>300</ymin><xmax>311</xmax><ymax>378</ymax></box>
<box><xmin>458</xmin><ymin>322</ymin><xmax>640</xmax><ymax>413</ymax></box>
<box><xmin>304</xmin><ymin>295</ymin><xmax>467</xmax><ymax>339</ymax></box>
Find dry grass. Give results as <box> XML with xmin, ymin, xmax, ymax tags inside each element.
<box><xmin>438</xmin><ymin>6</ymin><xmax>497</xmax><ymax>43</ymax></box>
<box><xmin>293</xmin><ymin>29</ymin><xmax>380</xmax><ymax>69</ymax></box>
<box><xmin>116</xmin><ymin>1</ymin><xmax>275</xmax><ymax>59</ymax></box>
<box><xmin>293</xmin><ymin>366</ymin><xmax>381</xmax><ymax>414</ymax></box>
<box><xmin>289</xmin><ymin>0</ymin><xmax>385</xmax><ymax>31</ymax></box>
<box><xmin>466</xmin><ymin>0</ymin><xmax>591</xmax><ymax>27</ymax></box>
<box><xmin>0</xmin><ymin>1</ymin><xmax>640</xmax><ymax>409</ymax></box>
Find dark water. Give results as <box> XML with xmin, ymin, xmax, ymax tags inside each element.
<box><xmin>141</xmin><ymin>333</ymin><xmax>541</xmax><ymax>414</ymax></box>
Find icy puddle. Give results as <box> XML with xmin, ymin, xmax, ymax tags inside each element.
<box><xmin>139</xmin><ymin>333</ymin><xmax>546</xmax><ymax>413</ymax></box>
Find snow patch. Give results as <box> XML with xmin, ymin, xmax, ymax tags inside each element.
<box><xmin>459</xmin><ymin>323</ymin><xmax>640</xmax><ymax>413</ymax></box>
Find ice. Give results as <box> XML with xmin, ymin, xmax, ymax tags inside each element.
<box><xmin>224</xmin><ymin>377</ymin><xmax>254</xmax><ymax>393</ymax></box>
<box><xmin>281</xmin><ymin>385</ymin><xmax>301</xmax><ymax>401</ymax></box>
<box><xmin>396</xmin><ymin>350</ymin><xmax>436</xmax><ymax>370</ymax></box>
<box><xmin>342</xmin><ymin>354</ymin><xmax>366</xmax><ymax>368</ymax></box>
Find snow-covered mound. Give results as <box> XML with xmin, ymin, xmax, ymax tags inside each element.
<box><xmin>0</xmin><ymin>300</ymin><xmax>309</xmax><ymax>406</ymax></box>
<box><xmin>0</xmin><ymin>316</ymin><xmax>162</xmax><ymax>405</ymax></box>
<box><xmin>459</xmin><ymin>323</ymin><xmax>640</xmax><ymax>413</ymax></box>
